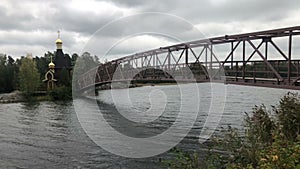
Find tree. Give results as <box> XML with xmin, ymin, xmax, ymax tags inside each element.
<box><xmin>0</xmin><ymin>54</ymin><xmax>19</xmax><ymax>93</ymax></box>
<box><xmin>0</xmin><ymin>54</ymin><xmax>7</xmax><ymax>93</ymax></box>
<box><xmin>5</xmin><ymin>56</ymin><xmax>17</xmax><ymax>92</ymax></box>
<box><xmin>71</xmin><ymin>53</ymin><xmax>79</xmax><ymax>64</ymax></box>
<box><xmin>72</xmin><ymin>52</ymin><xmax>101</xmax><ymax>79</ymax></box>
<box><xmin>59</xmin><ymin>67</ymin><xmax>71</xmax><ymax>87</ymax></box>
<box><xmin>34</xmin><ymin>56</ymin><xmax>49</xmax><ymax>81</ymax></box>
<box><xmin>19</xmin><ymin>57</ymin><xmax>40</xmax><ymax>94</ymax></box>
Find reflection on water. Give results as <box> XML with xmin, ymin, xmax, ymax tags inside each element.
<box><xmin>0</xmin><ymin>84</ymin><xmax>296</xmax><ymax>168</ymax></box>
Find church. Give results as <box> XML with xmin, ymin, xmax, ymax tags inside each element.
<box><xmin>43</xmin><ymin>31</ymin><xmax>72</xmax><ymax>90</ymax></box>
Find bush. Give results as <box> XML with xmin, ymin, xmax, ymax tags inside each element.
<box><xmin>276</xmin><ymin>92</ymin><xmax>300</xmax><ymax>141</ymax></box>
<box><xmin>163</xmin><ymin>93</ymin><xmax>300</xmax><ymax>169</ymax></box>
<box><xmin>162</xmin><ymin>147</ymin><xmax>201</xmax><ymax>169</ymax></box>
<box><xmin>49</xmin><ymin>86</ymin><xmax>72</xmax><ymax>100</ymax></box>
<box><xmin>258</xmin><ymin>134</ymin><xmax>300</xmax><ymax>169</ymax></box>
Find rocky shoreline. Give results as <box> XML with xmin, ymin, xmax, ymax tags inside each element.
<box><xmin>0</xmin><ymin>91</ymin><xmax>24</xmax><ymax>103</ymax></box>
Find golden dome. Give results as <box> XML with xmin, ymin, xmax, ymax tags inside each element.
<box><xmin>55</xmin><ymin>38</ymin><xmax>63</xmax><ymax>44</ymax></box>
<box><xmin>48</xmin><ymin>61</ymin><xmax>55</xmax><ymax>68</ymax></box>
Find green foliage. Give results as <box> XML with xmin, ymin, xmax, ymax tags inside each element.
<box><xmin>49</xmin><ymin>85</ymin><xmax>72</xmax><ymax>100</ymax></box>
<box><xmin>0</xmin><ymin>51</ymin><xmax>80</xmax><ymax>95</ymax></box>
<box><xmin>258</xmin><ymin>134</ymin><xmax>300</xmax><ymax>169</ymax></box>
<box><xmin>59</xmin><ymin>68</ymin><xmax>71</xmax><ymax>87</ymax></box>
<box><xmin>0</xmin><ymin>55</ymin><xmax>19</xmax><ymax>93</ymax></box>
<box><xmin>162</xmin><ymin>148</ymin><xmax>201</xmax><ymax>169</ymax></box>
<box><xmin>73</xmin><ymin>52</ymin><xmax>100</xmax><ymax>79</ymax></box>
<box><xmin>35</xmin><ymin>53</ymin><xmax>50</xmax><ymax>81</ymax></box>
<box><xmin>224</xmin><ymin>61</ymin><xmax>296</xmax><ymax>79</ymax></box>
<box><xmin>163</xmin><ymin>93</ymin><xmax>300</xmax><ymax>169</ymax></box>
<box><xmin>276</xmin><ymin>92</ymin><xmax>300</xmax><ymax>141</ymax></box>
<box><xmin>245</xmin><ymin>105</ymin><xmax>275</xmax><ymax>144</ymax></box>
<box><xmin>19</xmin><ymin>57</ymin><xmax>40</xmax><ymax>95</ymax></box>
<box><xmin>208</xmin><ymin>127</ymin><xmax>247</xmax><ymax>168</ymax></box>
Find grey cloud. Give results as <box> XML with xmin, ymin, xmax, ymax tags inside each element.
<box><xmin>80</xmin><ymin>13</ymin><xmax>206</xmax><ymax>59</ymax></box>
<box><xmin>53</xmin><ymin>7</ymin><xmax>120</xmax><ymax>35</ymax></box>
<box><xmin>102</xmin><ymin>0</ymin><xmax>145</xmax><ymax>7</ymax></box>
<box><xmin>0</xmin><ymin>0</ymin><xmax>299</xmax><ymax>58</ymax></box>
<box><xmin>0</xmin><ymin>6</ymin><xmax>35</xmax><ymax>31</ymax></box>
<box><xmin>106</xmin><ymin>0</ymin><xmax>298</xmax><ymax>23</ymax></box>
<box><xmin>90</xmin><ymin>13</ymin><xmax>202</xmax><ymax>40</ymax></box>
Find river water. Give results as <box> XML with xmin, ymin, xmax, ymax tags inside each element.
<box><xmin>0</xmin><ymin>84</ymin><xmax>296</xmax><ymax>168</ymax></box>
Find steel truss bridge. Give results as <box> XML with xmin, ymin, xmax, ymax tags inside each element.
<box><xmin>75</xmin><ymin>26</ymin><xmax>300</xmax><ymax>92</ymax></box>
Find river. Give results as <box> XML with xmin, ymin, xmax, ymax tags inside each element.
<box><xmin>0</xmin><ymin>84</ymin><xmax>296</xmax><ymax>168</ymax></box>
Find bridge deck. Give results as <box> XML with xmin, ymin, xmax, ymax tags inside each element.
<box><xmin>75</xmin><ymin>26</ymin><xmax>300</xmax><ymax>92</ymax></box>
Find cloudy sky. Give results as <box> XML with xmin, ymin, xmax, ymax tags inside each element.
<box><xmin>0</xmin><ymin>0</ymin><xmax>299</xmax><ymax>60</ymax></box>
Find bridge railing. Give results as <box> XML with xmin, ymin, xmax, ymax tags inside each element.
<box><xmin>74</xmin><ymin>26</ymin><xmax>300</xmax><ymax>91</ymax></box>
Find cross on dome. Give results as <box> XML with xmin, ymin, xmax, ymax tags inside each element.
<box><xmin>55</xmin><ymin>30</ymin><xmax>63</xmax><ymax>44</ymax></box>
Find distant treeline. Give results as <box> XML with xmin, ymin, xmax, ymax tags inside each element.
<box><xmin>0</xmin><ymin>51</ymin><xmax>100</xmax><ymax>94</ymax></box>
<box><xmin>224</xmin><ymin>60</ymin><xmax>299</xmax><ymax>78</ymax></box>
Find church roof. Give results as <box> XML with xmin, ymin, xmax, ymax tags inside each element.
<box><xmin>53</xmin><ymin>31</ymin><xmax>71</xmax><ymax>69</ymax></box>
<box><xmin>54</xmin><ymin>50</ymin><xmax>70</xmax><ymax>69</ymax></box>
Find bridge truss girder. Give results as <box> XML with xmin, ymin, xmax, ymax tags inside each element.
<box><xmin>76</xmin><ymin>26</ymin><xmax>300</xmax><ymax>91</ymax></box>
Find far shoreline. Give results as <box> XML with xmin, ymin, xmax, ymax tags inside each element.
<box><xmin>0</xmin><ymin>82</ymin><xmax>188</xmax><ymax>104</ymax></box>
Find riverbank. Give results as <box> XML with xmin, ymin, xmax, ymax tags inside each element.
<box><xmin>0</xmin><ymin>83</ymin><xmax>180</xmax><ymax>104</ymax></box>
<box><xmin>164</xmin><ymin>92</ymin><xmax>300</xmax><ymax>169</ymax></box>
<box><xmin>0</xmin><ymin>91</ymin><xmax>24</xmax><ymax>103</ymax></box>
<box><xmin>0</xmin><ymin>87</ymin><xmax>71</xmax><ymax>104</ymax></box>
